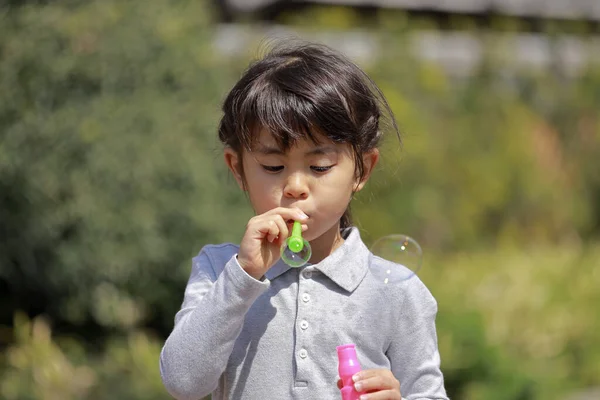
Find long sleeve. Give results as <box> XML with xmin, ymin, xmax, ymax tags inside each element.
<box><xmin>159</xmin><ymin>246</ymin><xmax>270</xmax><ymax>400</ymax></box>
<box><xmin>388</xmin><ymin>278</ymin><xmax>449</xmax><ymax>400</ymax></box>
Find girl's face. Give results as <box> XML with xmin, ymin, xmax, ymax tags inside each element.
<box><xmin>225</xmin><ymin>128</ymin><xmax>379</xmax><ymax>253</ymax></box>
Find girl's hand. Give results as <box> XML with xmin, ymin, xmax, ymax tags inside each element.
<box><xmin>237</xmin><ymin>207</ymin><xmax>308</xmax><ymax>279</ymax></box>
<box><xmin>337</xmin><ymin>369</ymin><xmax>401</xmax><ymax>400</ymax></box>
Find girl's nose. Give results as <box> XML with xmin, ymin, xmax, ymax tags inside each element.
<box><xmin>283</xmin><ymin>173</ymin><xmax>309</xmax><ymax>200</ymax></box>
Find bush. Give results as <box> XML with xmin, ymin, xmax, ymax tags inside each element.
<box><xmin>1</xmin><ymin>313</ymin><xmax>169</xmax><ymax>400</ymax></box>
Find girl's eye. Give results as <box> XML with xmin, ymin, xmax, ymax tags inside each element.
<box><xmin>311</xmin><ymin>165</ymin><xmax>333</xmax><ymax>173</ymax></box>
<box><xmin>261</xmin><ymin>165</ymin><xmax>284</xmax><ymax>172</ymax></box>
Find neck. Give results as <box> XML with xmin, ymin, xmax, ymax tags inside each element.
<box><xmin>308</xmin><ymin>223</ymin><xmax>345</xmax><ymax>264</ymax></box>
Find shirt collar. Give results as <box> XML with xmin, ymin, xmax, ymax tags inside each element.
<box><xmin>265</xmin><ymin>227</ymin><xmax>370</xmax><ymax>292</ymax></box>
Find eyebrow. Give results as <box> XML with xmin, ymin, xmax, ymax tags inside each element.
<box><xmin>253</xmin><ymin>144</ymin><xmax>338</xmax><ymax>156</ymax></box>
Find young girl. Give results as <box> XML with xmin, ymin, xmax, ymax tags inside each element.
<box><xmin>160</xmin><ymin>40</ymin><xmax>448</xmax><ymax>400</ymax></box>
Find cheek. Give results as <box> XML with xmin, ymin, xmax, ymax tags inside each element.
<box><xmin>315</xmin><ymin>177</ymin><xmax>354</xmax><ymax>206</ymax></box>
<box><xmin>323</xmin><ymin>167</ymin><xmax>357</xmax><ymax>190</ymax></box>
<box><xmin>246</xmin><ymin>176</ymin><xmax>281</xmax><ymax>209</ymax></box>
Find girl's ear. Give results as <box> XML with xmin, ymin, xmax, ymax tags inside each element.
<box><xmin>224</xmin><ymin>147</ymin><xmax>245</xmax><ymax>190</ymax></box>
<box><xmin>354</xmin><ymin>148</ymin><xmax>380</xmax><ymax>192</ymax></box>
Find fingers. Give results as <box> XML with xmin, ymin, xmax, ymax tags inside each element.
<box><xmin>265</xmin><ymin>207</ymin><xmax>309</xmax><ymax>224</ymax></box>
<box><xmin>266</xmin><ymin>217</ymin><xmax>288</xmax><ymax>245</ymax></box>
<box><xmin>247</xmin><ymin>207</ymin><xmax>308</xmax><ymax>244</ymax></box>
<box><xmin>258</xmin><ymin>207</ymin><xmax>308</xmax><ymax>242</ymax></box>
<box><xmin>351</xmin><ymin>370</ymin><xmax>401</xmax><ymax>400</ymax></box>
<box><xmin>246</xmin><ymin>215</ymin><xmax>285</xmax><ymax>244</ymax></box>
<box><xmin>355</xmin><ymin>390</ymin><xmax>401</xmax><ymax>400</ymax></box>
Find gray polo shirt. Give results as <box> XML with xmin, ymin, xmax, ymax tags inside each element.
<box><xmin>160</xmin><ymin>227</ymin><xmax>448</xmax><ymax>400</ymax></box>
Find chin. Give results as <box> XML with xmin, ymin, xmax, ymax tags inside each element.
<box><xmin>305</xmin><ymin>220</ymin><xmax>340</xmax><ymax>242</ymax></box>
<box><xmin>303</xmin><ymin>230</ymin><xmax>319</xmax><ymax>243</ymax></box>
<box><xmin>303</xmin><ymin>225</ymin><xmax>322</xmax><ymax>243</ymax></box>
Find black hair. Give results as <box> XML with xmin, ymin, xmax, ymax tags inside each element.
<box><xmin>218</xmin><ymin>39</ymin><xmax>400</xmax><ymax>229</ymax></box>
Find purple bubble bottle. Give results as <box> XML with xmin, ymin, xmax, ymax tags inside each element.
<box><xmin>337</xmin><ymin>344</ymin><xmax>365</xmax><ymax>400</ymax></box>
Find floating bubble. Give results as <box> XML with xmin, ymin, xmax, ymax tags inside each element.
<box><xmin>370</xmin><ymin>234</ymin><xmax>423</xmax><ymax>283</ymax></box>
<box><xmin>280</xmin><ymin>221</ymin><xmax>312</xmax><ymax>268</ymax></box>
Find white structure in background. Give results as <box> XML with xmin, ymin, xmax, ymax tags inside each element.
<box><xmin>222</xmin><ymin>0</ymin><xmax>600</xmax><ymax>21</ymax></box>
<box><xmin>214</xmin><ymin>0</ymin><xmax>600</xmax><ymax>77</ymax></box>
<box><xmin>214</xmin><ymin>24</ymin><xmax>600</xmax><ymax>78</ymax></box>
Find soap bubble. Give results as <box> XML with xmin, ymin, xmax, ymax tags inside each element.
<box><xmin>370</xmin><ymin>234</ymin><xmax>423</xmax><ymax>283</ymax></box>
<box><xmin>281</xmin><ymin>238</ymin><xmax>312</xmax><ymax>268</ymax></box>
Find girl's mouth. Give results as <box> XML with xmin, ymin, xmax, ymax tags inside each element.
<box><xmin>287</xmin><ymin>215</ymin><xmax>309</xmax><ymax>224</ymax></box>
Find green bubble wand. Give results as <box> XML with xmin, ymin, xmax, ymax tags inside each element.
<box><xmin>280</xmin><ymin>221</ymin><xmax>312</xmax><ymax>268</ymax></box>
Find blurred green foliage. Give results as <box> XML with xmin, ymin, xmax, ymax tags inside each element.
<box><xmin>0</xmin><ymin>0</ymin><xmax>250</xmax><ymax>335</ymax></box>
<box><xmin>1</xmin><ymin>0</ymin><xmax>599</xmax><ymax>399</ymax></box>
<box><xmin>1</xmin><ymin>312</ymin><xmax>167</xmax><ymax>400</ymax></box>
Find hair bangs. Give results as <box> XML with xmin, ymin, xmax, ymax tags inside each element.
<box><xmin>236</xmin><ymin>76</ymin><xmax>326</xmax><ymax>152</ymax></box>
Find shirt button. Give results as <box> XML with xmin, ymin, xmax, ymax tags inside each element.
<box><xmin>300</xmin><ymin>320</ymin><xmax>309</xmax><ymax>330</ymax></box>
<box><xmin>299</xmin><ymin>349</ymin><xmax>308</xmax><ymax>359</ymax></box>
<box><xmin>302</xmin><ymin>293</ymin><xmax>310</xmax><ymax>303</ymax></box>
<box><xmin>303</xmin><ymin>270</ymin><xmax>312</xmax><ymax>279</ymax></box>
